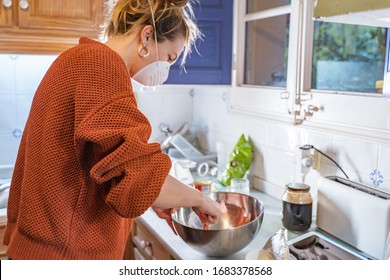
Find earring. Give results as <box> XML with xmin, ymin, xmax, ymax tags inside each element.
<box><xmin>138</xmin><ymin>42</ymin><xmax>150</xmax><ymax>58</ymax></box>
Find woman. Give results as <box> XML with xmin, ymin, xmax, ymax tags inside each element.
<box><xmin>3</xmin><ymin>0</ymin><xmax>222</xmax><ymax>260</ymax></box>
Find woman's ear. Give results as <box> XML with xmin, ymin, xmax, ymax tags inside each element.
<box><xmin>140</xmin><ymin>25</ymin><xmax>154</xmax><ymax>45</ymax></box>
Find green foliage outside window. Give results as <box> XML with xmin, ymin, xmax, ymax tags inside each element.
<box><xmin>312</xmin><ymin>22</ymin><xmax>387</xmax><ymax>93</ymax></box>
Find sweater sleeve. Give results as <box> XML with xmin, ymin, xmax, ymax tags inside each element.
<box><xmin>74</xmin><ymin>93</ymin><xmax>171</xmax><ymax>218</ymax></box>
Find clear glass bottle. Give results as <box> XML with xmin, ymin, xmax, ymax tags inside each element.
<box><xmin>282</xmin><ymin>183</ymin><xmax>313</xmax><ymax>232</ymax></box>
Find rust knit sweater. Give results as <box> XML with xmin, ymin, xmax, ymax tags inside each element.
<box><xmin>3</xmin><ymin>37</ymin><xmax>171</xmax><ymax>259</ymax></box>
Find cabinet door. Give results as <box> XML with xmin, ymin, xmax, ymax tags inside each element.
<box><xmin>0</xmin><ymin>0</ymin><xmax>14</xmax><ymax>27</ymax></box>
<box><xmin>17</xmin><ymin>0</ymin><xmax>103</xmax><ymax>34</ymax></box>
<box><xmin>166</xmin><ymin>0</ymin><xmax>233</xmax><ymax>85</ymax></box>
<box><xmin>123</xmin><ymin>220</ymin><xmax>174</xmax><ymax>260</ymax></box>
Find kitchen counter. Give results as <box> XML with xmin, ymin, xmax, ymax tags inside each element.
<box><xmin>0</xmin><ymin>208</ymin><xmax>6</xmax><ymax>226</ymax></box>
<box><xmin>0</xmin><ymin>178</ymin><xmax>9</xmax><ymax>226</ymax></box>
<box><xmin>135</xmin><ymin>189</ymin><xmax>309</xmax><ymax>260</ymax></box>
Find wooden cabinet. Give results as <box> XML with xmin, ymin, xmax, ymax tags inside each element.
<box><xmin>123</xmin><ymin>220</ymin><xmax>174</xmax><ymax>260</ymax></box>
<box><xmin>0</xmin><ymin>224</ymin><xmax>7</xmax><ymax>260</ymax></box>
<box><xmin>0</xmin><ymin>0</ymin><xmax>14</xmax><ymax>27</ymax></box>
<box><xmin>0</xmin><ymin>0</ymin><xmax>105</xmax><ymax>54</ymax></box>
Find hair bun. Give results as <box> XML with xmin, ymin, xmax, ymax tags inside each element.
<box><xmin>164</xmin><ymin>0</ymin><xmax>189</xmax><ymax>8</ymax></box>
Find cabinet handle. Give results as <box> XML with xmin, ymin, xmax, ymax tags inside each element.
<box><xmin>140</xmin><ymin>240</ymin><xmax>151</xmax><ymax>249</ymax></box>
<box><xmin>2</xmin><ymin>0</ymin><xmax>12</xmax><ymax>8</ymax></box>
<box><xmin>18</xmin><ymin>0</ymin><xmax>28</xmax><ymax>10</ymax></box>
<box><xmin>280</xmin><ymin>91</ymin><xmax>290</xmax><ymax>99</ymax></box>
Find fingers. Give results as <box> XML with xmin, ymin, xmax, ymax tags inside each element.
<box><xmin>190</xmin><ymin>193</ymin><xmax>225</xmax><ymax>228</ymax></box>
<box><xmin>197</xmin><ymin>212</ymin><xmax>212</xmax><ymax>229</ymax></box>
<box><xmin>202</xmin><ymin>214</ymin><xmax>216</xmax><ymax>226</ymax></box>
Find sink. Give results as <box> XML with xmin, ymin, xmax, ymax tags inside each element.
<box><xmin>0</xmin><ymin>165</ymin><xmax>12</xmax><ymax>210</ymax></box>
<box><xmin>0</xmin><ymin>182</ymin><xmax>10</xmax><ymax>209</ymax></box>
<box><xmin>0</xmin><ymin>165</ymin><xmax>13</xmax><ymax>180</ymax></box>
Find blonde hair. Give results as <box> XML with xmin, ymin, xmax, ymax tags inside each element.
<box><xmin>102</xmin><ymin>0</ymin><xmax>201</xmax><ymax>67</ymax></box>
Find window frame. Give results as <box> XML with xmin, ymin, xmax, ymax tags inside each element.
<box><xmin>229</xmin><ymin>0</ymin><xmax>390</xmax><ymax>142</ymax></box>
<box><xmin>300</xmin><ymin>0</ymin><xmax>387</xmax><ymax>98</ymax></box>
<box><xmin>230</xmin><ymin>0</ymin><xmax>303</xmax><ymax>123</ymax></box>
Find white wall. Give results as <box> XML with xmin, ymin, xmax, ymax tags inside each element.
<box><xmin>1</xmin><ymin>54</ymin><xmax>389</xmax><ymax>200</ymax></box>
<box><xmin>0</xmin><ymin>54</ymin><xmax>58</xmax><ymax>169</ymax></box>
<box><xmin>193</xmin><ymin>87</ymin><xmax>389</xmax><ymax>197</ymax></box>
<box><xmin>137</xmin><ymin>85</ymin><xmax>390</xmax><ymax>200</ymax></box>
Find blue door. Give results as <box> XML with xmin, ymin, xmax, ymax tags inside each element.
<box><xmin>165</xmin><ymin>0</ymin><xmax>233</xmax><ymax>85</ymax></box>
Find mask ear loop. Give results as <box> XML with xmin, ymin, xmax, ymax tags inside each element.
<box><xmin>148</xmin><ymin>0</ymin><xmax>160</xmax><ymax>66</ymax></box>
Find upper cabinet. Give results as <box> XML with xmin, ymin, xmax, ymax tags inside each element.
<box><xmin>0</xmin><ymin>0</ymin><xmax>233</xmax><ymax>83</ymax></box>
<box><xmin>166</xmin><ymin>0</ymin><xmax>233</xmax><ymax>85</ymax></box>
<box><xmin>0</xmin><ymin>0</ymin><xmax>14</xmax><ymax>27</ymax></box>
<box><xmin>0</xmin><ymin>0</ymin><xmax>105</xmax><ymax>54</ymax></box>
<box><xmin>229</xmin><ymin>0</ymin><xmax>390</xmax><ymax>140</ymax></box>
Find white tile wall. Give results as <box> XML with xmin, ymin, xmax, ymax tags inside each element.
<box><xmin>267</xmin><ymin>124</ymin><xmax>298</xmax><ymax>152</ymax></box>
<box><xmin>161</xmin><ymin>87</ymin><xmax>193</xmax><ymax>129</ymax></box>
<box><xmin>0</xmin><ymin>54</ymin><xmax>57</xmax><ymax>166</ymax></box>
<box><xmin>0</xmin><ymin>54</ymin><xmax>192</xmax><ymax>166</ymax></box>
<box><xmin>378</xmin><ymin>145</ymin><xmax>390</xmax><ymax>193</ymax></box>
<box><xmin>0</xmin><ymin>55</ymin><xmax>16</xmax><ymax>95</ymax></box>
<box><xmin>243</xmin><ymin>117</ymin><xmax>268</xmax><ymax>146</ymax></box>
<box><xmin>248</xmin><ymin>139</ymin><xmax>266</xmax><ymax>180</ymax></box>
<box><xmin>262</xmin><ymin>147</ymin><xmax>295</xmax><ymax>187</ymax></box>
<box><xmin>297</xmin><ymin>129</ymin><xmax>333</xmax><ymax>153</ymax></box>
<box><xmin>136</xmin><ymin>85</ymin><xmax>194</xmax><ymax>141</ymax></box>
<box><xmin>189</xmin><ymin>87</ymin><xmax>390</xmax><ymax>198</ymax></box>
<box><xmin>14</xmin><ymin>55</ymin><xmax>57</xmax><ymax>95</ymax></box>
<box><xmin>0</xmin><ymin>54</ymin><xmax>389</xmax><ymax>198</ymax></box>
<box><xmin>0</xmin><ymin>95</ymin><xmax>17</xmax><ymax>133</ymax></box>
<box><xmin>16</xmin><ymin>94</ymin><xmax>34</xmax><ymax>130</ymax></box>
<box><xmin>333</xmin><ymin>136</ymin><xmax>379</xmax><ymax>172</ymax></box>
<box><xmin>135</xmin><ymin>87</ymin><xmax>164</xmax><ymax>139</ymax></box>
<box><xmin>0</xmin><ymin>134</ymin><xmax>21</xmax><ymax>166</ymax></box>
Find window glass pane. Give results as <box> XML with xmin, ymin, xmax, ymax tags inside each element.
<box><xmin>246</xmin><ymin>0</ymin><xmax>291</xmax><ymax>13</ymax></box>
<box><xmin>312</xmin><ymin>22</ymin><xmax>387</xmax><ymax>94</ymax></box>
<box><xmin>244</xmin><ymin>15</ymin><xmax>290</xmax><ymax>87</ymax></box>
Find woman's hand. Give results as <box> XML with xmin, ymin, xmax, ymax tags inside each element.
<box><xmin>152</xmin><ymin>207</ymin><xmax>178</xmax><ymax>235</ymax></box>
<box><xmin>192</xmin><ymin>194</ymin><xmax>224</xmax><ymax>228</ymax></box>
<box><xmin>152</xmin><ymin>175</ymin><xmax>224</xmax><ymax>230</ymax></box>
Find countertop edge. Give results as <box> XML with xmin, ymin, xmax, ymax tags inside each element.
<box><xmin>0</xmin><ymin>208</ymin><xmax>7</xmax><ymax>226</ymax></box>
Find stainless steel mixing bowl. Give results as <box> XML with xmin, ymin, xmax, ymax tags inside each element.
<box><xmin>171</xmin><ymin>192</ymin><xmax>264</xmax><ymax>257</ymax></box>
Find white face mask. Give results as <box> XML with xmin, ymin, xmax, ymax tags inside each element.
<box><xmin>132</xmin><ymin>61</ymin><xmax>170</xmax><ymax>87</ymax></box>
<box><xmin>131</xmin><ymin>3</ymin><xmax>170</xmax><ymax>87</ymax></box>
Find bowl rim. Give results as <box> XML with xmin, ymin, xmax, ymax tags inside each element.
<box><xmin>171</xmin><ymin>192</ymin><xmax>265</xmax><ymax>232</ymax></box>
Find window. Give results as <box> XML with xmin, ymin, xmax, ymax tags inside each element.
<box><xmin>230</xmin><ymin>0</ymin><xmax>299</xmax><ymax>123</ymax></box>
<box><xmin>312</xmin><ymin>22</ymin><xmax>387</xmax><ymax>94</ymax></box>
<box><xmin>231</xmin><ymin>0</ymin><xmax>390</xmax><ymax>137</ymax></box>
<box><xmin>244</xmin><ymin>14</ymin><xmax>290</xmax><ymax>87</ymax></box>
<box><xmin>238</xmin><ymin>0</ymin><xmax>387</xmax><ymax>93</ymax></box>
<box><xmin>239</xmin><ymin>1</ymin><xmax>292</xmax><ymax>88</ymax></box>
<box><xmin>246</xmin><ymin>0</ymin><xmax>291</xmax><ymax>13</ymax></box>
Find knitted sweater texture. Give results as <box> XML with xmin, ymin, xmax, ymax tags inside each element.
<box><xmin>3</xmin><ymin>37</ymin><xmax>171</xmax><ymax>259</ymax></box>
